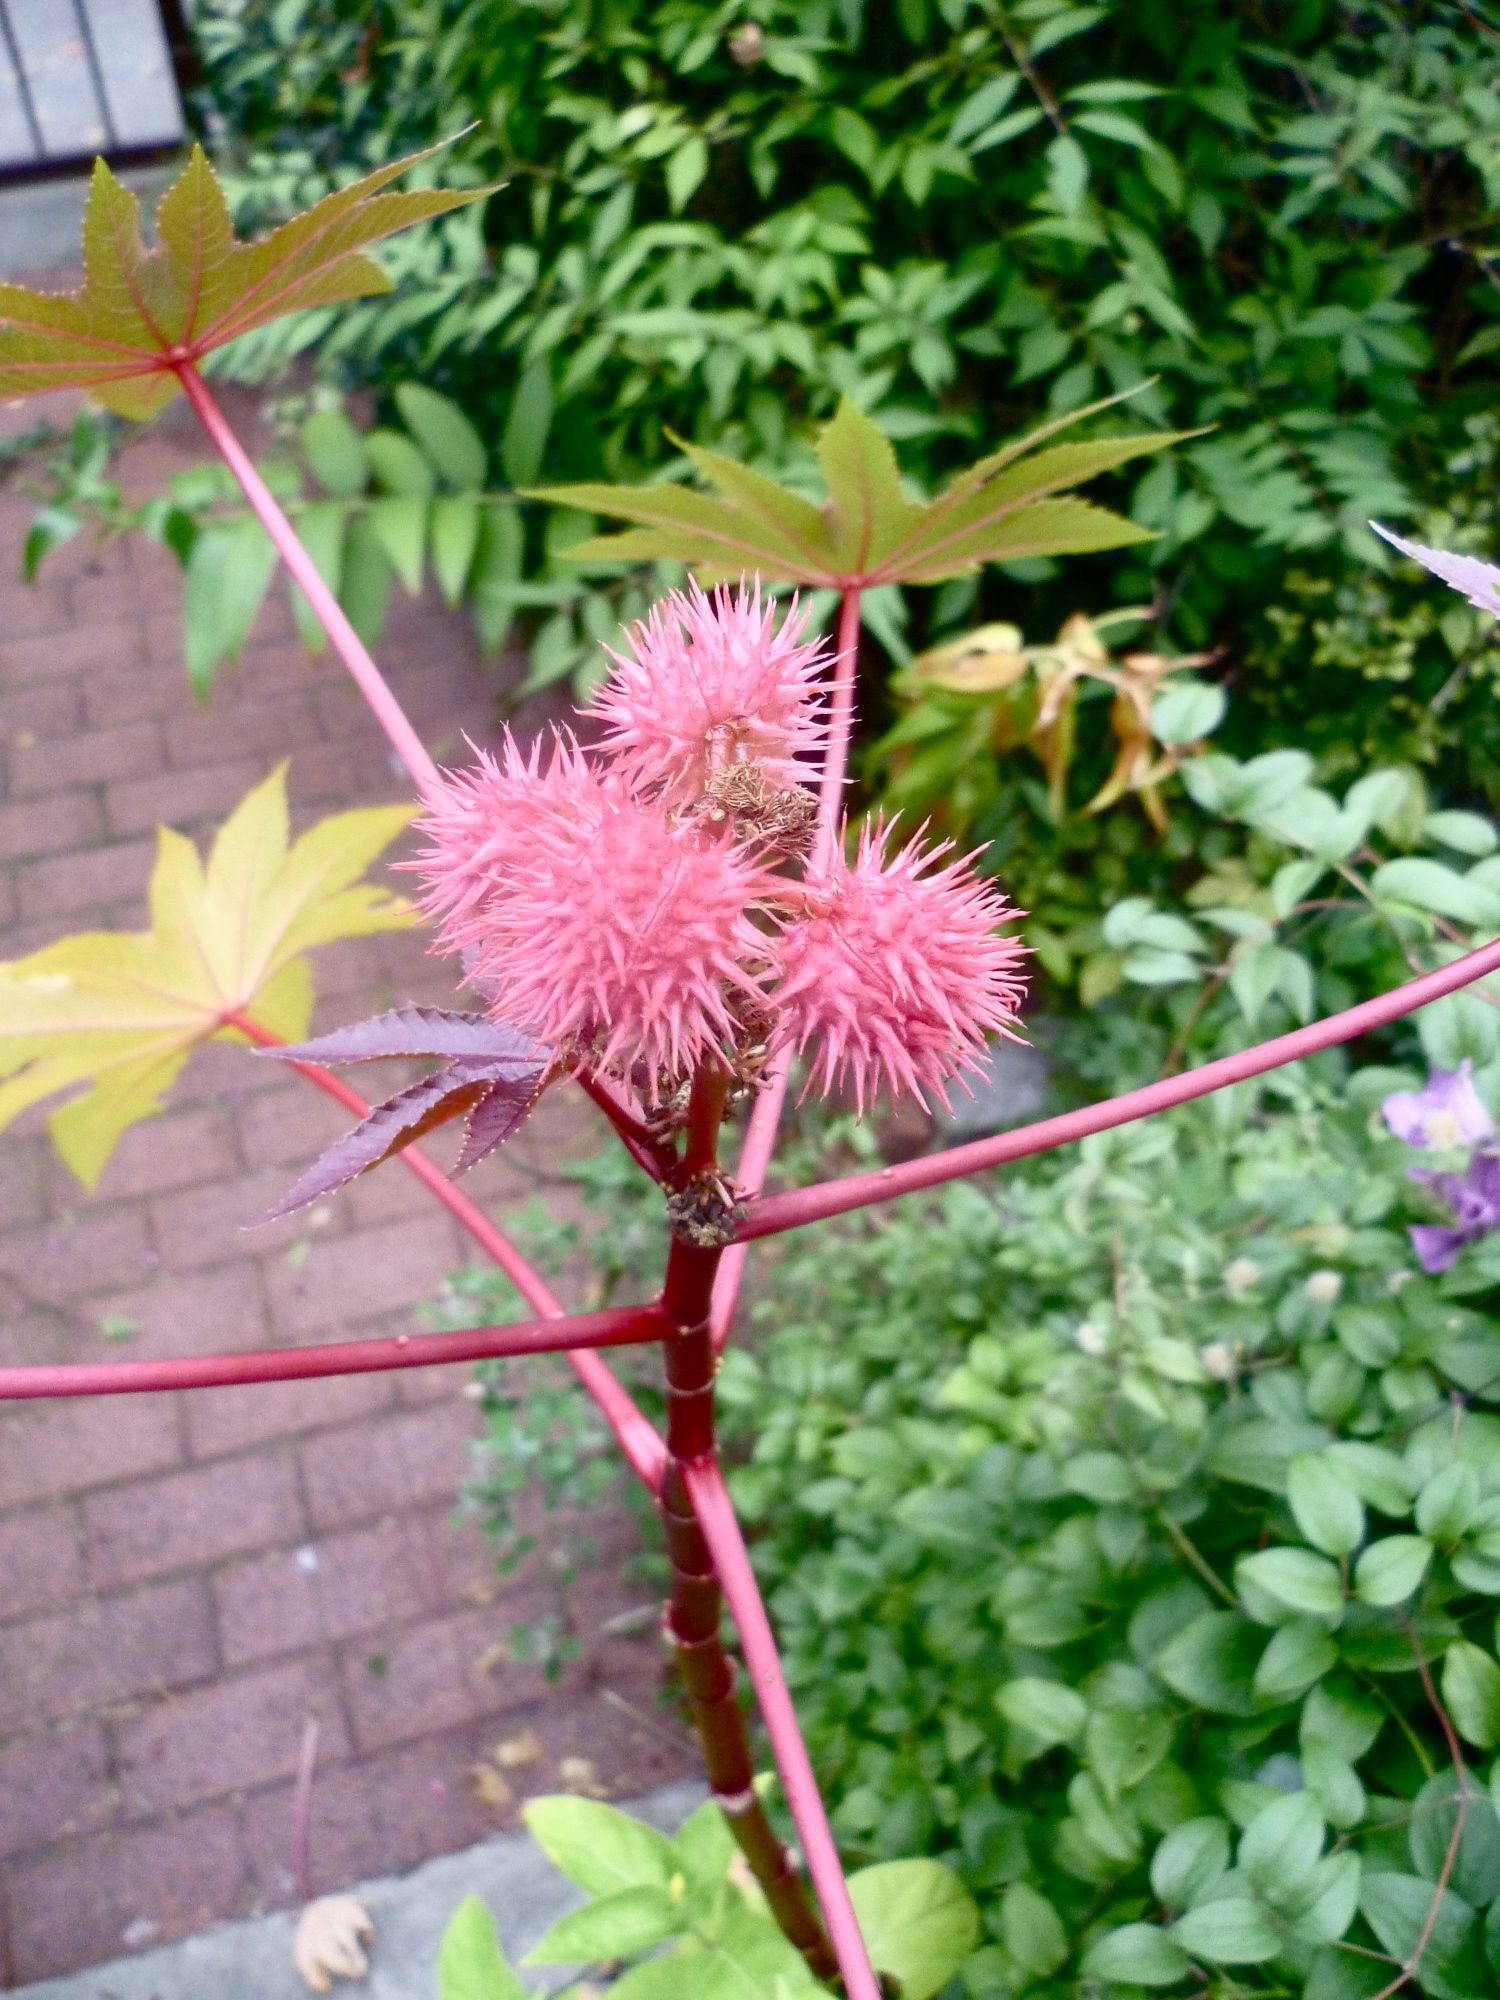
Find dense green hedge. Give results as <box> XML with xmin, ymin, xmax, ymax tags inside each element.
<box><xmin>192</xmin><ymin>0</ymin><xmax>1500</xmax><ymax>778</ymax></box>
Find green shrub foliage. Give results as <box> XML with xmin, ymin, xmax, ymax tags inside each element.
<box><xmin>188</xmin><ymin>0</ymin><xmax>1500</xmax><ymax>774</ymax></box>
<box><xmin>447</xmin><ymin>1063</ymin><xmax>1500</xmax><ymax>1996</ymax></box>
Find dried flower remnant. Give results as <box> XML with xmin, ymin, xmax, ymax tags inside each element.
<box><xmin>772</xmin><ymin>821</ymin><xmax>1028</xmax><ymax>1114</ymax></box>
<box><xmin>587</xmin><ymin>581</ymin><xmax>828</xmax><ymax>805</ymax></box>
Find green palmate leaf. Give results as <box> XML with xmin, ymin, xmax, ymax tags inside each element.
<box><xmin>437</xmin><ymin>1896</ymin><xmax>526</xmax><ymax>2000</ymax></box>
<box><xmin>527</xmin><ymin>392</ymin><xmax>1191</xmax><ymax>589</ymax></box>
<box><xmin>0</xmin><ymin>143</ymin><xmax>492</xmax><ymax>418</ymax></box>
<box><xmin>0</xmin><ymin>766</ymin><xmax>412</xmax><ymax>1185</ymax></box>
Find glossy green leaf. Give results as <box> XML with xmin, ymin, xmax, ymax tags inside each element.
<box><xmin>369</xmin><ymin>493</ymin><xmax>429</xmax><ymax>594</ymax></box>
<box><xmin>1083</xmin><ymin>1923</ymin><xmax>1192</xmax><ymax>1985</ymax></box>
<box><xmin>1442</xmin><ymin>1641</ymin><xmax>1500</xmax><ymax>1749</ymax></box>
<box><xmin>1172</xmin><ymin>1896</ymin><xmax>1282</xmax><ymax>1964</ymax></box>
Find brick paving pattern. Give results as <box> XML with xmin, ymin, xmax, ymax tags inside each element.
<box><xmin>0</xmin><ymin>391</ymin><xmax>692</xmax><ymax>1982</ymax></box>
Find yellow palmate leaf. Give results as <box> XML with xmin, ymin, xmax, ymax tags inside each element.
<box><xmin>0</xmin><ymin>766</ymin><xmax>413</xmax><ymax>1186</ymax></box>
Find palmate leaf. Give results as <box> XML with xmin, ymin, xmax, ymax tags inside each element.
<box><xmin>527</xmin><ymin>390</ymin><xmax>1195</xmax><ymax>589</ymax></box>
<box><xmin>0</xmin><ymin>143</ymin><xmax>491</xmax><ymax>419</ymax></box>
<box><xmin>259</xmin><ymin>1008</ymin><xmax>551</xmax><ymax>1218</ymax></box>
<box><xmin>0</xmin><ymin>766</ymin><xmax>413</xmax><ymax>1186</ymax></box>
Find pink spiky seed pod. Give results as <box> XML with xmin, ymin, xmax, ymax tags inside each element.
<box><xmin>466</xmin><ymin>784</ymin><xmax>778</xmax><ymax>1082</ymax></box>
<box><xmin>771</xmin><ymin>821</ymin><xmax>1028</xmax><ymax>1114</ymax></box>
<box><xmin>586</xmin><ymin>580</ymin><xmax>830</xmax><ymax>805</ymax></box>
<box><xmin>410</xmin><ymin>731</ymin><xmax>599</xmax><ymax>957</ymax></box>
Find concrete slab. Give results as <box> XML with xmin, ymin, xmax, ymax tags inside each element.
<box><xmin>10</xmin><ymin>1780</ymin><xmax>706</xmax><ymax>1999</ymax></box>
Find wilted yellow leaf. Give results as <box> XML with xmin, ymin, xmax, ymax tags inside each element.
<box><xmin>910</xmin><ymin>622</ymin><xmax>1028</xmax><ymax>693</ymax></box>
<box><xmin>0</xmin><ymin>765</ymin><xmax>412</xmax><ymax>1185</ymax></box>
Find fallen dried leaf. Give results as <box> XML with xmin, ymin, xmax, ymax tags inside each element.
<box><xmin>558</xmin><ymin>1754</ymin><xmax>608</xmax><ymax>1798</ymax></box>
<box><xmin>292</xmin><ymin>1895</ymin><xmax>373</xmax><ymax>1994</ymax></box>
<box><xmin>474</xmin><ymin>1640</ymin><xmax>511</xmax><ymax>1677</ymax></box>
<box><xmin>494</xmin><ymin>1726</ymin><xmax>543</xmax><ymax>1769</ymax></box>
<box><xmin>467</xmin><ymin>1763</ymin><xmax>515</xmax><ymax>1811</ymax></box>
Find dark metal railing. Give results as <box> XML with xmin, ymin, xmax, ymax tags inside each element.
<box><xmin>0</xmin><ymin>0</ymin><xmax>187</xmax><ymax>179</ymax></box>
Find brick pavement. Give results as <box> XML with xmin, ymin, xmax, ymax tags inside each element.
<box><xmin>0</xmin><ymin>391</ymin><xmax>693</xmax><ymax>1983</ymax></box>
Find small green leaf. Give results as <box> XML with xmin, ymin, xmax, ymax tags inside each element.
<box><xmin>437</xmin><ymin>1895</ymin><xmax>525</xmax><ymax>2000</ymax></box>
<box><xmin>1288</xmin><ymin>1453</ymin><xmax>1366</xmax><ymax>1559</ymax></box>
<box><xmin>286</xmin><ymin>499</ymin><xmax>347</xmax><ymax>652</ymax></box>
<box><xmin>1409</xmin><ymin>1769</ymin><xmax>1500</xmax><ymax>1907</ymax></box>
<box><xmin>1150</xmin><ymin>1817</ymin><xmax>1231</xmax><ymax>1909</ymax></box>
<box><xmin>1239</xmin><ymin>1792</ymin><xmax>1325</xmax><ymax>1906</ymax></box>
<box><xmin>366</xmin><ymin>427</ymin><xmax>436</xmax><ymax>497</ymax></box>
<box><xmin>1083</xmin><ymin>1923</ymin><xmax>1192</xmax><ymax>1985</ymax></box>
<box><xmin>845</xmin><ymin>1860</ymin><xmax>981</xmax><ymax>2000</ymax></box>
<box><xmin>665</xmin><ymin>134</ymin><xmax>709</xmax><ymax>212</ymax></box>
<box><xmin>1253</xmin><ymin>1619</ymin><xmax>1337</xmax><ymax>1706</ymax></box>
<box><xmin>501</xmin><ymin>360</ymin><xmax>554</xmax><ymax>490</ymax></box>
<box><xmin>995</xmin><ymin>1676</ymin><xmax>1088</xmax><ymax>1751</ymax></box>
<box><xmin>1172</xmin><ymin>1897</ymin><xmax>1282</xmax><ymax>1964</ymax></box>
<box><xmin>183</xmin><ymin>515</ymin><xmax>278</xmax><ymax>699</ymax></box>
<box><xmin>431</xmin><ymin>495</ymin><xmax>482</xmax><ymax>606</ymax></box>
<box><xmin>1153</xmin><ymin>1612</ymin><xmax>1262</xmax><ymax>1716</ymax></box>
<box><xmin>396</xmin><ymin>382</ymin><xmax>488</xmax><ymax>490</ymax></box>
<box><xmin>1360</xmin><ymin>1872</ymin><xmax>1486</xmax><ymax>2000</ymax></box>
<box><xmin>369</xmin><ymin>494</ymin><xmax>428</xmax><ymax>594</ymax></box>
<box><xmin>1236</xmin><ymin>1547</ymin><xmax>1345</xmax><ymax>1625</ymax></box>
<box><xmin>525</xmin><ymin>1886</ymin><xmax>681</xmax><ymax>1964</ymax></box>
<box><xmin>1442</xmin><ymin>1640</ymin><xmax>1500</xmax><ymax>1749</ymax></box>
<box><xmin>302</xmin><ymin>407</ymin><xmax>368</xmax><ymax>498</ymax></box>
<box><xmin>1354</xmin><ymin>1535</ymin><xmax>1432</xmax><ymax>1606</ymax></box>
<box><xmin>521</xmin><ymin>1797</ymin><xmax>675</xmax><ymax>1897</ymax></box>
<box><xmin>1000</xmin><ymin>1882</ymin><xmax>1067</xmax><ymax>1978</ymax></box>
<box><xmin>339</xmin><ymin>515</ymin><xmax>392</xmax><ymax>649</ymax></box>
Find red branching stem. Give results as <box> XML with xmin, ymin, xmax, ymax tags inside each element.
<box><xmin>743</xmin><ymin>933</ymin><xmax>1500</xmax><ymax>1242</ymax></box>
<box><xmin>228</xmin><ymin>1012</ymin><xmax>667</xmax><ymax>1493</ymax></box>
<box><xmin>0</xmin><ymin>1305</ymin><xmax>668</xmax><ymax>1402</ymax></box>
<box><xmin>656</xmin><ymin>1067</ymin><xmax>836</xmax><ymax>1977</ymax></box>
<box><xmin>576</xmin><ymin>1071</ymin><xmax>675</xmax><ymax>1181</ymax></box>
<box><xmin>711</xmin><ymin>584</ymin><xmax>863</xmax><ymax>1349</ymax></box>
<box><xmin>175</xmin><ymin>363</ymin><xmax>442</xmax><ymax>801</ymax></box>
<box><xmin>684</xmin><ymin>1456</ymin><xmax>881</xmax><ymax>2000</ymax></box>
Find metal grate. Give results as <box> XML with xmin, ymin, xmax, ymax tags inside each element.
<box><xmin>0</xmin><ymin>0</ymin><xmax>186</xmax><ymax>176</ymax></box>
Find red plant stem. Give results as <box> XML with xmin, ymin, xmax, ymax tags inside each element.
<box><xmin>0</xmin><ymin>1305</ymin><xmax>668</xmax><ymax>1402</ymax></box>
<box><xmin>228</xmin><ymin>1012</ymin><xmax>667</xmax><ymax>1492</ymax></box>
<box><xmin>711</xmin><ymin>584</ymin><xmax>864</xmax><ymax>1349</ymax></box>
<box><xmin>657</xmin><ymin>1069</ymin><xmax>837</xmax><ymax>1978</ymax></box>
<box><xmin>576</xmin><ymin>1071</ymin><xmax>675</xmax><ymax>1181</ymax></box>
<box><xmin>175</xmin><ymin>364</ymin><xmax>442</xmax><ymax>801</ymax></box>
<box><xmin>743</xmin><ymin>933</ymin><xmax>1500</xmax><ymax>1242</ymax></box>
<box><xmin>684</xmin><ymin>1455</ymin><xmax>881</xmax><ymax>2000</ymax></box>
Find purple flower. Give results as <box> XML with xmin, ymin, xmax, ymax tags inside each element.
<box><xmin>1382</xmin><ymin>1063</ymin><xmax>1494</xmax><ymax>1151</ymax></box>
<box><xmin>1408</xmin><ymin>1154</ymin><xmax>1500</xmax><ymax>1274</ymax></box>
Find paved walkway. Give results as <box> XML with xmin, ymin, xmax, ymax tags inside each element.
<box><xmin>0</xmin><ymin>387</ymin><xmax>691</xmax><ymax>1984</ymax></box>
